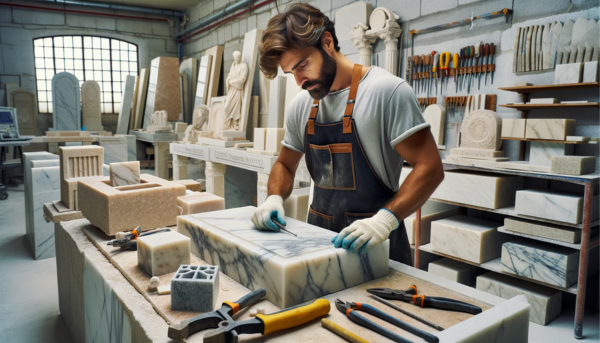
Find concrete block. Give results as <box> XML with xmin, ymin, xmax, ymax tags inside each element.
<box><xmin>421</xmin><ymin>0</ymin><xmax>458</xmax><ymax>16</ymax></box>
<box><xmin>513</xmin><ymin>0</ymin><xmax>570</xmax><ymax>23</ymax></box>
<box><xmin>12</xmin><ymin>8</ymin><xmax>65</xmax><ymax>25</ymax></box>
<box><xmin>116</xmin><ymin>19</ymin><xmax>152</xmax><ymax>35</ymax></box>
<box><xmin>0</xmin><ymin>27</ymin><xmax>31</xmax><ymax>46</ymax></box>
<box><xmin>65</xmin><ymin>14</ymin><xmax>116</xmax><ymax>30</ymax></box>
<box><xmin>137</xmin><ymin>231</ymin><xmax>191</xmax><ymax>277</ymax></box>
<box><xmin>378</xmin><ymin>0</ymin><xmax>421</xmax><ymax>21</ymax></box>
<box><xmin>171</xmin><ymin>265</ymin><xmax>219</xmax><ymax>312</ymax></box>
<box><xmin>504</xmin><ymin>218</ymin><xmax>585</xmax><ymax>244</ymax></box>
<box><xmin>551</xmin><ymin>156</ymin><xmax>597</xmax><ymax>175</ymax></box>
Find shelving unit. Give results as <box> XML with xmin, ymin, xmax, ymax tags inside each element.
<box><xmin>498</xmin><ymin>82</ymin><xmax>599</xmax><ymax>93</ymax></box>
<box><xmin>499</xmin><ymin>102</ymin><xmax>599</xmax><ymax>110</ymax></box>
<box><xmin>501</xmin><ymin>137</ymin><xmax>596</xmax><ymax>144</ymax></box>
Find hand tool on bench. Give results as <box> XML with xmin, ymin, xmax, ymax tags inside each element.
<box><xmin>271</xmin><ymin>217</ymin><xmax>298</xmax><ymax>237</ymax></box>
<box><xmin>370</xmin><ymin>294</ymin><xmax>445</xmax><ymax>331</ymax></box>
<box><xmin>335</xmin><ymin>299</ymin><xmax>439</xmax><ymax>343</ymax></box>
<box><xmin>169</xmin><ymin>288</ymin><xmax>330</xmax><ymax>342</ymax></box>
<box><xmin>321</xmin><ymin>318</ymin><xmax>369</xmax><ymax>343</ymax></box>
<box><xmin>367</xmin><ymin>286</ymin><xmax>482</xmax><ymax>315</ymax></box>
<box><xmin>107</xmin><ymin>227</ymin><xmax>171</xmax><ymax>250</ymax></box>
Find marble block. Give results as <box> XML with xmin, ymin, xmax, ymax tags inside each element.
<box><xmin>430</xmin><ymin>170</ymin><xmax>524</xmax><ymax>209</ymax></box>
<box><xmin>177</xmin><ymin>192</ymin><xmax>225</xmax><ymax>215</ymax></box>
<box><xmin>431</xmin><ymin>216</ymin><xmax>513</xmax><ymax>263</ymax></box>
<box><xmin>501</xmin><ymin>119</ymin><xmax>527</xmax><ymax>138</ymax></box>
<box><xmin>253</xmin><ymin>128</ymin><xmax>267</xmax><ymax>150</ymax></box>
<box><xmin>583</xmin><ymin>61</ymin><xmax>599</xmax><ymax>82</ymax></box>
<box><xmin>81</xmin><ymin>81</ymin><xmax>104</xmax><ymax>131</ymax></box>
<box><xmin>31</xmin><ymin>166</ymin><xmax>61</xmax><ymax>260</ymax></box>
<box><xmin>52</xmin><ymin>72</ymin><xmax>81</xmax><ymax>131</ymax></box>
<box><xmin>501</xmin><ymin>239</ymin><xmax>580</xmax><ymax>287</ymax></box>
<box><xmin>178</xmin><ymin>207</ymin><xmax>389</xmax><ymax>308</ymax></box>
<box><xmin>59</xmin><ymin>146</ymin><xmax>104</xmax><ymax>210</ymax></box>
<box><xmin>138</xmin><ymin>231</ymin><xmax>190</xmax><ymax>277</ymax></box>
<box><xmin>422</xmin><ymin>104</ymin><xmax>445</xmax><ymax>145</ymax></box>
<box><xmin>554</xmin><ymin>63</ymin><xmax>583</xmax><ymax>84</ymax></box>
<box><xmin>116</xmin><ymin>75</ymin><xmax>135</xmax><ymax>135</ymax></box>
<box><xmin>78</xmin><ymin>174</ymin><xmax>186</xmax><ymax>235</ymax></box>
<box><xmin>515</xmin><ymin>189</ymin><xmax>599</xmax><ymax>224</ymax></box>
<box><xmin>265</xmin><ymin>128</ymin><xmax>286</xmax><ymax>154</ymax></box>
<box><xmin>529</xmin><ymin>98</ymin><xmax>559</xmax><ymax>104</ymax></box>
<box><xmin>173</xmin><ymin>179</ymin><xmax>202</xmax><ymax>192</ymax></box>
<box><xmin>283</xmin><ymin>188</ymin><xmax>310</xmax><ymax>221</ymax></box>
<box><xmin>504</xmin><ymin>218</ymin><xmax>583</xmax><ymax>244</ymax></box>
<box><xmin>551</xmin><ymin>156</ymin><xmax>597</xmax><ymax>175</ymax></box>
<box><xmin>109</xmin><ymin>161</ymin><xmax>140</xmax><ymax>187</ymax></box>
<box><xmin>267</xmin><ymin>75</ymin><xmax>287</xmax><ymax>129</ymax></box>
<box><xmin>404</xmin><ymin>201</ymin><xmax>459</xmax><ymax>245</ymax></box>
<box><xmin>239</xmin><ymin>29</ymin><xmax>263</xmax><ymax>137</ymax></box>
<box><xmin>476</xmin><ymin>272</ymin><xmax>562</xmax><ymax>325</ymax></box>
<box><xmin>171</xmin><ymin>265</ymin><xmax>219</xmax><ymax>312</ymax></box>
<box><xmin>525</xmin><ymin>119</ymin><xmax>576</xmax><ymax>140</ymax></box>
<box><xmin>529</xmin><ymin>141</ymin><xmax>574</xmax><ymax>166</ymax></box>
<box><xmin>428</xmin><ymin>258</ymin><xmax>485</xmax><ymax>287</ymax></box>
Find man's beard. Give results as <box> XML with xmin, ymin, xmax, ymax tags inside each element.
<box><xmin>303</xmin><ymin>47</ymin><xmax>337</xmax><ymax>100</ymax></box>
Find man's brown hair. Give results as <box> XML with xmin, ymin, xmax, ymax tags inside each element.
<box><xmin>258</xmin><ymin>3</ymin><xmax>340</xmax><ymax>79</ymax></box>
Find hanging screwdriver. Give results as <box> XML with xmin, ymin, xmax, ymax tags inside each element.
<box><xmin>420</xmin><ymin>54</ymin><xmax>426</xmax><ymax>94</ymax></box>
<box><xmin>478</xmin><ymin>43</ymin><xmax>485</xmax><ymax>90</ymax></box>
<box><xmin>483</xmin><ymin>43</ymin><xmax>489</xmax><ymax>86</ymax></box>
<box><xmin>462</xmin><ymin>46</ymin><xmax>471</xmax><ymax>91</ymax></box>
<box><xmin>432</xmin><ymin>52</ymin><xmax>439</xmax><ymax>95</ymax></box>
<box><xmin>490</xmin><ymin>43</ymin><xmax>496</xmax><ymax>84</ymax></box>
<box><xmin>458</xmin><ymin>48</ymin><xmax>465</xmax><ymax>92</ymax></box>
<box><xmin>452</xmin><ymin>53</ymin><xmax>459</xmax><ymax>92</ymax></box>
<box><xmin>440</xmin><ymin>52</ymin><xmax>450</xmax><ymax>95</ymax></box>
<box><xmin>412</xmin><ymin>55</ymin><xmax>420</xmax><ymax>93</ymax></box>
<box><xmin>471</xmin><ymin>42</ymin><xmax>480</xmax><ymax>93</ymax></box>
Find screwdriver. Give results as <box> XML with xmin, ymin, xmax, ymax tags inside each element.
<box><xmin>483</xmin><ymin>43</ymin><xmax>490</xmax><ymax>86</ymax></box>
<box><xmin>478</xmin><ymin>43</ymin><xmax>484</xmax><ymax>90</ymax></box>
<box><xmin>432</xmin><ymin>52</ymin><xmax>439</xmax><ymax>95</ymax></box>
<box><xmin>458</xmin><ymin>48</ymin><xmax>466</xmax><ymax>92</ymax></box>
<box><xmin>440</xmin><ymin>52</ymin><xmax>450</xmax><ymax>92</ymax></box>
<box><xmin>471</xmin><ymin>42</ymin><xmax>480</xmax><ymax>93</ymax></box>
<box><xmin>463</xmin><ymin>46</ymin><xmax>471</xmax><ymax>91</ymax></box>
<box><xmin>467</xmin><ymin>45</ymin><xmax>476</xmax><ymax>93</ymax></box>
<box><xmin>420</xmin><ymin>54</ymin><xmax>426</xmax><ymax>93</ymax></box>
<box><xmin>412</xmin><ymin>55</ymin><xmax>420</xmax><ymax>93</ymax></box>
<box><xmin>490</xmin><ymin>43</ymin><xmax>496</xmax><ymax>84</ymax></box>
<box><xmin>452</xmin><ymin>53</ymin><xmax>459</xmax><ymax>92</ymax></box>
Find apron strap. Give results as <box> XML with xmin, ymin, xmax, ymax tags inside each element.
<box><xmin>307</xmin><ymin>99</ymin><xmax>319</xmax><ymax>135</ymax></box>
<box><xmin>343</xmin><ymin>64</ymin><xmax>363</xmax><ymax>134</ymax></box>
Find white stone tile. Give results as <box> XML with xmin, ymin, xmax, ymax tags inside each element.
<box><xmin>515</xmin><ymin>189</ymin><xmax>599</xmax><ymax>224</ymax></box>
<box><xmin>431</xmin><ymin>216</ymin><xmax>514</xmax><ymax>264</ymax></box>
<box><xmin>116</xmin><ymin>75</ymin><xmax>135</xmax><ymax>135</ymax></box>
<box><xmin>529</xmin><ymin>141</ymin><xmax>574</xmax><ymax>166</ymax></box>
<box><xmin>554</xmin><ymin>62</ymin><xmax>583</xmax><ymax>84</ymax></box>
<box><xmin>428</xmin><ymin>258</ymin><xmax>485</xmax><ymax>287</ymax></box>
<box><xmin>52</xmin><ymin>72</ymin><xmax>81</xmax><ymax>131</ymax></box>
<box><xmin>525</xmin><ymin>119</ymin><xmax>576</xmax><ymax>140</ymax></box>
<box><xmin>137</xmin><ymin>231</ymin><xmax>191</xmax><ymax>277</ymax></box>
<box><xmin>253</xmin><ymin>128</ymin><xmax>266</xmax><ymax>150</ymax></box>
<box><xmin>178</xmin><ymin>206</ymin><xmax>389</xmax><ymax>308</ymax></box>
<box><xmin>582</xmin><ymin>61</ymin><xmax>598</xmax><ymax>82</ymax></box>
<box><xmin>31</xmin><ymin>166</ymin><xmax>60</xmax><ymax>259</ymax></box>
<box><xmin>476</xmin><ymin>272</ymin><xmax>562</xmax><ymax>325</ymax></box>
<box><xmin>529</xmin><ymin>98</ymin><xmax>559</xmax><ymax>104</ymax></box>
<box><xmin>109</xmin><ymin>161</ymin><xmax>140</xmax><ymax>187</ymax></box>
<box><xmin>501</xmin><ymin>119</ymin><xmax>527</xmax><ymax>138</ymax></box>
<box><xmin>501</xmin><ymin>238</ymin><xmax>580</xmax><ymax>287</ymax></box>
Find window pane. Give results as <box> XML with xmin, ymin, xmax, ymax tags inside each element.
<box><xmin>54</xmin><ymin>37</ymin><xmax>63</xmax><ymax>47</ymax></box>
<box><xmin>113</xmin><ymin>103</ymin><xmax>120</xmax><ymax>113</ymax></box>
<box><xmin>74</xmin><ymin>59</ymin><xmax>83</xmax><ymax>69</ymax></box>
<box><xmin>121</xmin><ymin>72</ymin><xmax>129</xmax><ymax>80</ymax></box>
<box><xmin>39</xmin><ymin>102</ymin><xmax>48</xmax><ymax>113</ymax></box>
<box><xmin>55</xmin><ymin>48</ymin><xmax>63</xmax><ymax>58</ymax></box>
<box><xmin>37</xmin><ymin>80</ymin><xmax>46</xmax><ymax>91</ymax></box>
<box><xmin>64</xmin><ymin>36</ymin><xmax>73</xmax><ymax>47</ymax></box>
<box><xmin>111</xmin><ymin>50</ymin><xmax>119</xmax><ymax>60</ymax></box>
<box><xmin>44</xmin><ymin>47</ymin><xmax>53</xmax><ymax>57</ymax></box>
<box><xmin>103</xmin><ymin>71</ymin><xmax>110</xmax><ymax>80</ymax></box>
<box><xmin>103</xmin><ymin>81</ymin><xmax>112</xmax><ymax>92</ymax></box>
<box><xmin>113</xmin><ymin>92</ymin><xmax>121</xmax><ymax>102</ymax></box>
<box><xmin>47</xmin><ymin>103</ymin><xmax>53</xmax><ymax>113</ymax></box>
<box><xmin>46</xmin><ymin>70</ymin><xmax>55</xmax><ymax>79</ymax></box>
<box><xmin>55</xmin><ymin>59</ymin><xmax>64</xmax><ymax>69</ymax></box>
<box><xmin>65</xmin><ymin>59</ymin><xmax>74</xmax><ymax>69</ymax></box>
<box><xmin>112</xmin><ymin>82</ymin><xmax>121</xmax><ymax>92</ymax></box>
<box><xmin>34</xmin><ymin>46</ymin><xmax>44</xmax><ymax>57</ymax></box>
<box><xmin>83</xmin><ymin>36</ymin><xmax>92</xmax><ymax>46</ymax></box>
<box><xmin>94</xmin><ymin>60</ymin><xmax>102</xmax><ymax>70</ymax></box>
<box><xmin>128</xmin><ymin>51</ymin><xmax>137</xmax><ymax>61</ymax></box>
<box><xmin>113</xmin><ymin>61</ymin><xmax>121</xmax><ymax>70</ymax></box>
<box><xmin>64</xmin><ymin>48</ymin><xmax>73</xmax><ymax>58</ymax></box>
<box><xmin>101</xmin><ymin>38</ymin><xmax>109</xmax><ymax>49</ymax></box>
<box><xmin>129</xmin><ymin>62</ymin><xmax>137</xmax><ymax>71</ymax></box>
<box><xmin>102</xmin><ymin>61</ymin><xmax>110</xmax><ymax>70</ymax></box>
<box><xmin>84</xmin><ymin>48</ymin><xmax>92</xmax><ymax>58</ymax></box>
<box><xmin>112</xmin><ymin>72</ymin><xmax>121</xmax><ymax>82</ymax></box>
<box><xmin>85</xmin><ymin>70</ymin><xmax>94</xmax><ymax>80</ymax></box>
<box><xmin>35</xmin><ymin>58</ymin><xmax>44</xmax><ymax>68</ymax></box>
<box><xmin>44</xmin><ymin>37</ymin><xmax>52</xmax><ymax>46</ymax></box>
<box><xmin>74</xmin><ymin>49</ymin><xmax>82</xmax><ymax>59</ymax></box>
<box><xmin>34</xmin><ymin>39</ymin><xmax>44</xmax><ymax>47</ymax></box>
<box><xmin>120</xmin><ymin>41</ymin><xmax>128</xmax><ymax>50</ymax></box>
<box><xmin>93</xmin><ymin>37</ymin><xmax>101</xmax><ymax>48</ymax></box>
<box><xmin>84</xmin><ymin>59</ymin><xmax>92</xmax><ymax>70</ymax></box>
<box><xmin>73</xmin><ymin>36</ymin><xmax>82</xmax><ymax>48</ymax></box>
<box><xmin>94</xmin><ymin>71</ymin><xmax>102</xmax><ymax>80</ymax></box>
<box><xmin>39</xmin><ymin>92</ymin><xmax>47</xmax><ymax>101</ymax></box>
<box><xmin>75</xmin><ymin>71</ymin><xmax>84</xmax><ymax>80</ymax></box>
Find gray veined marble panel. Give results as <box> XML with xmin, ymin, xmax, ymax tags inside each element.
<box><xmin>52</xmin><ymin>72</ymin><xmax>81</xmax><ymax>131</ymax></box>
<box><xmin>84</xmin><ymin>256</ymin><xmax>132</xmax><ymax>343</ymax></box>
<box><xmin>515</xmin><ymin>189</ymin><xmax>599</xmax><ymax>225</ymax></box>
<box><xmin>24</xmin><ymin>153</ymin><xmax>59</xmax><ymax>245</ymax></box>
<box><xmin>143</xmin><ymin>58</ymin><xmax>159</xmax><ymax>129</ymax></box>
<box><xmin>99</xmin><ymin>136</ymin><xmax>128</xmax><ymax>165</ymax></box>
<box><xmin>31</xmin><ymin>166</ymin><xmax>61</xmax><ymax>259</ymax></box>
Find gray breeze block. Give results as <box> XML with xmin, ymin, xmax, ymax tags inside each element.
<box><xmin>171</xmin><ymin>265</ymin><xmax>219</xmax><ymax>312</ymax></box>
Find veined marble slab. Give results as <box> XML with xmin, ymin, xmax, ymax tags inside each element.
<box><xmin>515</xmin><ymin>189</ymin><xmax>599</xmax><ymax>225</ymax></box>
<box><xmin>428</xmin><ymin>258</ymin><xmax>485</xmax><ymax>287</ymax></box>
<box><xmin>31</xmin><ymin>166</ymin><xmax>61</xmax><ymax>259</ymax></box>
<box><xmin>178</xmin><ymin>206</ymin><xmax>389</xmax><ymax>308</ymax></box>
<box><xmin>431</xmin><ymin>216</ymin><xmax>513</xmax><ymax>264</ymax></box>
<box><xmin>477</xmin><ymin>272</ymin><xmax>561</xmax><ymax>325</ymax></box>
<box><xmin>116</xmin><ymin>75</ymin><xmax>135</xmax><ymax>135</ymax></box>
<box><xmin>501</xmin><ymin>238</ymin><xmax>580</xmax><ymax>287</ymax></box>
<box><xmin>583</xmin><ymin>61</ymin><xmax>599</xmax><ymax>82</ymax></box>
<box><xmin>501</xmin><ymin>119</ymin><xmax>526</xmax><ymax>138</ymax></box>
<box><xmin>554</xmin><ymin>62</ymin><xmax>583</xmax><ymax>84</ymax></box>
<box><xmin>529</xmin><ymin>141</ymin><xmax>573</xmax><ymax>166</ymax></box>
<box><xmin>52</xmin><ymin>72</ymin><xmax>81</xmax><ymax>131</ymax></box>
<box><xmin>98</xmin><ymin>135</ymin><xmax>128</xmax><ymax>165</ymax></box>
<box><xmin>109</xmin><ymin>161</ymin><xmax>140</xmax><ymax>187</ymax></box>
<box><xmin>430</xmin><ymin>170</ymin><xmax>524</xmax><ymax>209</ymax></box>
<box><xmin>525</xmin><ymin>119</ymin><xmax>576</xmax><ymax>141</ymax></box>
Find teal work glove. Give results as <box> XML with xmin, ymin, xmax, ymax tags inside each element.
<box><xmin>251</xmin><ymin>195</ymin><xmax>286</xmax><ymax>231</ymax></box>
<box><xmin>332</xmin><ymin>209</ymin><xmax>399</xmax><ymax>254</ymax></box>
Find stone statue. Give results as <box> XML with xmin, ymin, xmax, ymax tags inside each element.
<box><xmin>151</xmin><ymin>110</ymin><xmax>168</xmax><ymax>127</ymax></box>
<box><xmin>193</xmin><ymin>105</ymin><xmax>209</xmax><ymax>131</ymax></box>
<box><xmin>222</xmin><ymin>51</ymin><xmax>248</xmax><ymax>130</ymax></box>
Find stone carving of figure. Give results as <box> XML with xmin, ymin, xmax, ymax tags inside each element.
<box><xmin>151</xmin><ymin>110</ymin><xmax>168</xmax><ymax>127</ymax></box>
<box><xmin>193</xmin><ymin>105</ymin><xmax>209</xmax><ymax>131</ymax></box>
<box><xmin>222</xmin><ymin>51</ymin><xmax>248</xmax><ymax>130</ymax></box>
<box><xmin>183</xmin><ymin>124</ymin><xmax>197</xmax><ymax>143</ymax></box>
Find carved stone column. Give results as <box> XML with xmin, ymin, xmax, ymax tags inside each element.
<box><xmin>172</xmin><ymin>155</ymin><xmax>188</xmax><ymax>181</ymax></box>
<box><xmin>350</xmin><ymin>23</ymin><xmax>377</xmax><ymax>67</ymax></box>
<box><xmin>368</xmin><ymin>7</ymin><xmax>402</xmax><ymax>76</ymax></box>
<box><xmin>205</xmin><ymin>162</ymin><xmax>226</xmax><ymax>198</ymax></box>
<box><xmin>153</xmin><ymin>142</ymin><xmax>170</xmax><ymax>180</ymax></box>
<box><xmin>257</xmin><ymin>173</ymin><xmax>269</xmax><ymax>206</ymax></box>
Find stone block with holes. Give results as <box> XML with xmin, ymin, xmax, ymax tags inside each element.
<box><xmin>171</xmin><ymin>265</ymin><xmax>219</xmax><ymax>312</ymax></box>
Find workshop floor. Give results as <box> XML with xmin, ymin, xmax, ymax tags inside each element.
<box><xmin>0</xmin><ymin>178</ymin><xmax>598</xmax><ymax>343</ymax></box>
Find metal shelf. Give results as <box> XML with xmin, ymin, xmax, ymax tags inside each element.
<box><xmin>498</xmin><ymin>82</ymin><xmax>599</xmax><ymax>94</ymax></box>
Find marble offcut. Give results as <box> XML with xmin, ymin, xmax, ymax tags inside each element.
<box><xmin>178</xmin><ymin>206</ymin><xmax>389</xmax><ymax>308</ymax></box>
<box><xmin>283</xmin><ymin>188</ymin><xmax>310</xmax><ymax>221</ymax></box>
<box><xmin>501</xmin><ymin>119</ymin><xmax>527</xmax><ymax>138</ymax></box>
<box><xmin>476</xmin><ymin>272</ymin><xmax>562</xmax><ymax>325</ymax></box>
<box><xmin>525</xmin><ymin>119</ymin><xmax>576</xmax><ymax>140</ymax></box>
<box><xmin>116</xmin><ymin>75</ymin><xmax>135</xmax><ymax>134</ymax></box>
<box><xmin>529</xmin><ymin>141</ymin><xmax>574</xmax><ymax>166</ymax></box>
<box><xmin>515</xmin><ymin>189</ymin><xmax>599</xmax><ymax>225</ymax></box>
<box><xmin>177</xmin><ymin>192</ymin><xmax>225</xmax><ymax>215</ymax></box>
<box><xmin>431</xmin><ymin>216</ymin><xmax>513</xmax><ymax>263</ymax></box>
<box><xmin>138</xmin><ymin>231</ymin><xmax>191</xmax><ymax>276</ymax></box>
<box><xmin>551</xmin><ymin>156</ymin><xmax>597</xmax><ymax>175</ymax></box>
<box><xmin>554</xmin><ymin>62</ymin><xmax>583</xmax><ymax>84</ymax></box>
<box><xmin>583</xmin><ymin>61</ymin><xmax>599</xmax><ymax>82</ymax></box>
<box><xmin>428</xmin><ymin>258</ymin><xmax>485</xmax><ymax>287</ymax></box>
<box><xmin>171</xmin><ymin>265</ymin><xmax>219</xmax><ymax>312</ymax></box>
<box><xmin>31</xmin><ymin>166</ymin><xmax>61</xmax><ymax>259</ymax></box>
<box><xmin>109</xmin><ymin>161</ymin><xmax>140</xmax><ymax>187</ymax></box>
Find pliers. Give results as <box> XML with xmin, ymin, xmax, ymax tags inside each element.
<box><xmin>367</xmin><ymin>285</ymin><xmax>482</xmax><ymax>315</ymax></box>
<box><xmin>107</xmin><ymin>227</ymin><xmax>171</xmax><ymax>251</ymax></box>
<box><xmin>335</xmin><ymin>299</ymin><xmax>439</xmax><ymax>343</ymax></box>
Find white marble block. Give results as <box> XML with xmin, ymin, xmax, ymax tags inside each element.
<box><xmin>476</xmin><ymin>272</ymin><xmax>562</xmax><ymax>325</ymax></box>
<box><xmin>554</xmin><ymin>62</ymin><xmax>583</xmax><ymax>84</ymax></box>
<box><xmin>254</xmin><ymin>128</ymin><xmax>267</xmax><ymax>150</ymax></box>
<box><xmin>137</xmin><ymin>231</ymin><xmax>191</xmax><ymax>277</ymax></box>
<box><xmin>177</xmin><ymin>192</ymin><xmax>225</xmax><ymax>215</ymax></box>
<box><xmin>116</xmin><ymin>75</ymin><xmax>135</xmax><ymax>135</ymax></box>
<box><xmin>422</xmin><ymin>105</ymin><xmax>445</xmax><ymax>146</ymax></box>
<box><xmin>267</xmin><ymin>75</ymin><xmax>287</xmax><ymax>128</ymax></box>
<box><xmin>431</xmin><ymin>216</ymin><xmax>513</xmax><ymax>263</ymax></box>
<box><xmin>529</xmin><ymin>141</ymin><xmax>574</xmax><ymax>166</ymax></box>
<box><xmin>109</xmin><ymin>161</ymin><xmax>140</xmax><ymax>187</ymax></box>
<box><xmin>430</xmin><ymin>170</ymin><xmax>524</xmax><ymax>209</ymax></box>
<box><xmin>501</xmin><ymin>239</ymin><xmax>580</xmax><ymax>287</ymax></box>
<box><xmin>31</xmin><ymin>166</ymin><xmax>61</xmax><ymax>260</ymax></box>
<box><xmin>501</xmin><ymin>119</ymin><xmax>527</xmax><ymax>138</ymax></box>
<box><xmin>515</xmin><ymin>189</ymin><xmax>599</xmax><ymax>224</ymax></box>
<box><xmin>529</xmin><ymin>98</ymin><xmax>559</xmax><ymax>104</ymax></box>
<box><xmin>428</xmin><ymin>258</ymin><xmax>485</xmax><ymax>287</ymax></box>
<box><xmin>551</xmin><ymin>156</ymin><xmax>597</xmax><ymax>175</ymax></box>
<box><xmin>52</xmin><ymin>72</ymin><xmax>81</xmax><ymax>131</ymax></box>
<box><xmin>404</xmin><ymin>200</ymin><xmax>459</xmax><ymax>245</ymax></box>
<box><xmin>504</xmin><ymin>218</ymin><xmax>583</xmax><ymax>244</ymax></box>
<box><xmin>525</xmin><ymin>119</ymin><xmax>576</xmax><ymax>140</ymax></box>
<box><xmin>265</xmin><ymin>128</ymin><xmax>286</xmax><ymax>154</ymax></box>
<box><xmin>178</xmin><ymin>207</ymin><xmax>389</xmax><ymax>308</ymax></box>
<box><xmin>582</xmin><ymin>61</ymin><xmax>598</xmax><ymax>82</ymax></box>
<box><xmin>283</xmin><ymin>188</ymin><xmax>310</xmax><ymax>221</ymax></box>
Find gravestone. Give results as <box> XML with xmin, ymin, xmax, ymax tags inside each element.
<box><xmin>448</xmin><ymin>109</ymin><xmax>508</xmax><ymax>162</ymax></box>
<box><xmin>52</xmin><ymin>72</ymin><xmax>81</xmax><ymax>131</ymax></box>
<box><xmin>81</xmin><ymin>81</ymin><xmax>104</xmax><ymax>131</ymax></box>
<box><xmin>9</xmin><ymin>88</ymin><xmax>37</xmax><ymax>135</ymax></box>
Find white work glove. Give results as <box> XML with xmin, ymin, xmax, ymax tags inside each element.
<box><xmin>251</xmin><ymin>195</ymin><xmax>286</xmax><ymax>231</ymax></box>
<box><xmin>332</xmin><ymin>209</ymin><xmax>399</xmax><ymax>254</ymax></box>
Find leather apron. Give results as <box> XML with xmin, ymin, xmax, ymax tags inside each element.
<box><xmin>304</xmin><ymin>64</ymin><xmax>412</xmax><ymax>264</ymax></box>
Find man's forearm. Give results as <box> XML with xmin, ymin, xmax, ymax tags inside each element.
<box><xmin>267</xmin><ymin>161</ymin><xmax>296</xmax><ymax>200</ymax></box>
<box><xmin>383</xmin><ymin>163</ymin><xmax>444</xmax><ymax>221</ymax></box>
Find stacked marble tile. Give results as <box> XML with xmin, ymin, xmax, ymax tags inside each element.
<box><xmin>431</xmin><ymin>216</ymin><xmax>514</xmax><ymax>264</ymax></box>
<box><xmin>477</xmin><ymin>272</ymin><xmax>562</xmax><ymax>325</ymax></box>
<box><xmin>109</xmin><ymin>161</ymin><xmax>140</xmax><ymax>187</ymax></box>
<box><xmin>178</xmin><ymin>206</ymin><xmax>389</xmax><ymax>308</ymax></box>
<box><xmin>428</xmin><ymin>258</ymin><xmax>485</xmax><ymax>287</ymax></box>
<box><xmin>515</xmin><ymin>189</ymin><xmax>599</xmax><ymax>224</ymax></box>
<box><xmin>403</xmin><ymin>200</ymin><xmax>459</xmax><ymax>245</ymax></box>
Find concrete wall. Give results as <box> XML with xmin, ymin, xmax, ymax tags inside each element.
<box><xmin>0</xmin><ymin>1</ymin><xmax>178</xmax><ymax>134</ymax></box>
<box><xmin>182</xmin><ymin>0</ymin><xmax>599</xmax><ymax>170</ymax></box>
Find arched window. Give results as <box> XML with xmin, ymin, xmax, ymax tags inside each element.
<box><xmin>33</xmin><ymin>36</ymin><xmax>139</xmax><ymax>114</ymax></box>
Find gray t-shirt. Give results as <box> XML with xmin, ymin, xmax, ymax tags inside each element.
<box><xmin>283</xmin><ymin>66</ymin><xmax>429</xmax><ymax>191</ymax></box>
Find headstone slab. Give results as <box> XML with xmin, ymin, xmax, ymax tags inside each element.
<box><xmin>52</xmin><ymin>72</ymin><xmax>81</xmax><ymax>131</ymax></box>
<box><xmin>81</xmin><ymin>81</ymin><xmax>104</xmax><ymax>131</ymax></box>
<box><xmin>143</xmin><ymin>57</ymin><xmax>181</xmax><ymax>129</ymax></box>
<box><xmin>180</xmin><ymin>57</ymin><xmax>198</xmax><ymax>124</ymax></box>
<box><xmin>10</xmin><ymin>88</ymin><xmax>37</xmax><ymax>136</ymax></box>
<box><xmin>460</xmin><ymin>109</ymin><xmax>502</xmax><ymax>150</ymax></box>
<box><xmin>116</xmin><ymin>75</ymin><xmax>135</xmax><ymax>135</ymax></box>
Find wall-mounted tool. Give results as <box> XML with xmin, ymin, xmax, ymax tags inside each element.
<box><xmin>452</xmin><ymin>53</ymin><xmax>459</xmax><ymax>92</ymax></box>
<box><xmin>440</xmin><ymin>52</ymin><xmax>450</xmax><ymax>94</ymax></box>
<box><xmin>490</xmin><ymin>43</ymin><xmax>496</xmax><ymax>84</ymax></box>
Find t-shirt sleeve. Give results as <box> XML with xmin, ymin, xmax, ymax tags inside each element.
<box><xmin>281</xmin><ymin>98</ymin><xmax>305</xmax><ymax>154</ymax></box>
<box><xmin>385</xmin><ymin>81</ymin><xmax>430</xmax><ymax>148</ymax></box>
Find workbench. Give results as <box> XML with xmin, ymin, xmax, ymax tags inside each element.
<box><xmin>55</xmin><ymin>218</ymin><xmax>530</xmax><ymax>343</ymax></box>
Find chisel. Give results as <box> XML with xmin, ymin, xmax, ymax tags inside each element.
<box><xmin>271</xmin><ymin>218</ymin><xmax>298</xmax><ymax>237</ymax></box>
<box><xmin>452</xmin><ymin>53</ymin><xmax>459</xmax><ymax>93</ymax></box>
<box><xmin>490</xmin><ymin>43</ymin><xmax>496</xmax><ymax>84</ymax></box>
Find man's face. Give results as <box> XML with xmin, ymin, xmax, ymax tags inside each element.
<box><xmin>280</xmin><ymin>46</ymin><xmax>337</xmax><ymax>100</ymax></box>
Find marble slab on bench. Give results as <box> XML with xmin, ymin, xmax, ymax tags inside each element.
<box><xmin>178</xmin><ymin>206</ymin><xmax>389</xmax><ymax>308</ymax></box>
